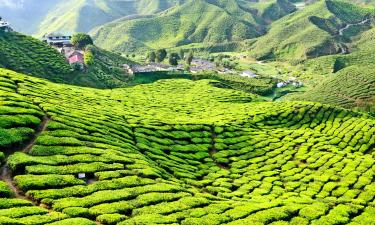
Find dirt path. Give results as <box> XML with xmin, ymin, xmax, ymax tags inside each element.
<box><xmin>0</xmin><ymin>115</ymin><xmax>50</xmax><ymax>200</ymax></box>
<box><xmin>339</xmin><ymin>18</ymin><xmax>370</xmax><ymax>36</ymax></box>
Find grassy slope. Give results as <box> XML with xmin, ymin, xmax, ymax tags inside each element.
<box><xmin>249</xmin><ymin>0</ymin><xmax>375</xmax><ymax>62</ymax></box>
<box><xmin>0</xmin><ymin>31</ymin><xmax>135</xmax><ymax>89</ymax></box>
<box><xmin>287</xmin><ymin>66</ymin><xmax>375</xmax><ymax>113</ymax></box>
<box><xmin>91</xmin><ymin>0</ymin><xmax>296</xmax><ymax>52</ymax></box>
<box><xmin>35</xmin><ymin>0</ymin><xmax>183</xmax><ymax>36</ymax></box>
<box><xmin>0</xmin><ymin>31</ymin><xmax>72</xmax><ymax>80</ymax></box>
<box><xmin>0</xmin><ymin>68</ymin><xmax>374</xmax><ymax>224</ymax></box>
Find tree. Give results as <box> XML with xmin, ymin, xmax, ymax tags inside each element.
<box><xmin>169</xmin><ymin>53</ymin><xmax>180</xmax><ymax>66</ymax></box>
<box><xmin>84</xmin><ymin>50</ymin><xmax>94</xmax><ymax>66</ymax></box>
<box><xmin>186</xmin><ymin>51</ymin><xmax>194</xmax><ymax>65</ymax></box>
<box><xmin>148</xmin><ymin>51</ymin><xmax>156</xmax><ymax>63</ymax></box>
<box><xmin>71</xmin><ymin>33</ymin><xmax>93</xmax><ymax>49</ymax></box>
<box><xmin>156</xmin><ymin>49</ymin><xmax>167</xmax><ymax>63</ymax></box>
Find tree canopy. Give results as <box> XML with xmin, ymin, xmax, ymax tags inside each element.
<box><xmin>71</xmin><ymin>33</ymin><xmax>94</xmax><ymax>49</ymax></box>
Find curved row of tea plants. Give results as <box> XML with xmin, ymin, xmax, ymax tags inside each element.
<box><xmin>0</xmin><ymin>68</ymin><xmax>374</xmax><ymax>224</ymax></box>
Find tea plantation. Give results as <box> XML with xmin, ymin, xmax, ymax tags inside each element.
<box><xmin>0</xmin><ymin>68</ymin><xmax>374</xmax><ymax>225</ymax></box>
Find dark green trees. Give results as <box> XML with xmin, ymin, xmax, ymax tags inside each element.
<box><xmin>156</xmin><ymin>49</ymin><xmax>167</xmax><ymax>63</ymax></box>
<box><xmin>169</xmin><ymin>53</ymin><xmax>180</xmax><ymax>66</ymax></box>
<box><xmin>71</xmin><ymin>33</ymin><xmax>94</xmax><ymax>49</ymax></box>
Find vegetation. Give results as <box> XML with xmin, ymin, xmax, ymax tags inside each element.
<box><xmin>0</xmin><ymin>31</ymin><xmax>136</xmax><ymax>89</ymax></box>
<box><xmin>0</xmin><ymin>68</ymin><xmax>373</xmax><ymax>224</ymax></box>
<box><xmin>288</xmin><ymin>66</ymin><xmax>375</xmax><ymax>114</ymax></box>
<box><xmin>92</xmin><ymin>0</ymin><xmax>296</xmax><ymax>52</ymax></box>
<box><xmin>71</xmin><ymin>33</ymin><xmax>93</xmax><ymax>50</ymax></box>
<box><xmin>249</xmin><ymin>0</ymin><xmax>375</xmax><ymax>62</ymax></box>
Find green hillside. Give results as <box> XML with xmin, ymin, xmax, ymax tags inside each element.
<box><xmin>0</xmin><ymin>68</ymin><xmax>374</xmax><ymax>224</ymax></box>
<box><xmin>0</xmin><ymin>31</ymin><xmax>72</xmax><ymax>80</ymax></box>
<box><xmin>249</xmin><ymin>0</ymin><xmax>375</xmax><ymax>62</ymax></box>
<box><xmin>92</xmin><ymin>0</ymin><xmax>296</xmax><ymax>52</ymax></box>
<box><xmin>287</xmin><ymin>66</ymin><xmax>375</xmax><ymax>113</ymax></box>
<box><xmin>35</xmin><ymin>0</ymin><xmax>183</xmax><ymax>37</ymax></box>
<box><xmin>0</xmin><ymin>31</ymin><xmax>135</xmax><ymax>89</ymax></box>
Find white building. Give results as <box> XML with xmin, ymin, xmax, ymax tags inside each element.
<box><xmin>0</xmin><ymin>17</ymin><xmax>12</xmax><ymax>32</ymax></box>
<box><xmin>42</xmin><ymin>32</ymin><xmax>72</xmax><ymax>47</ymax></box>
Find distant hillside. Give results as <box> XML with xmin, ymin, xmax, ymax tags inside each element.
<box><xmin>35</xmin><ymin>0</ymin><xmax>184</xmax><ymax>37</ymax></box>
<box><xmin>0</xmin><ymin>0</ymin><xmax>63</xmax><ymax>34</ymax></box>
<box><xmin>92</xmin><ymin>0</ymin><xmax>296</xmax><ymax>52</ymax></box>
<box><xmin>249</xmin><ymin>0</ymin><xmax>375</xmax><ymax>62</ymax></box>
<box><xmin>0</xmin><ymin>31</ymin><xmax>134</xmax><ymax>88</ymax></box>
<box><xmin>288</xmin><ymin>66</ymin><xmax>375</xmax><ymax>113</ymax></box>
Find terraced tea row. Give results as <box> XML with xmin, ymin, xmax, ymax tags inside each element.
<box><xmin>0</xmin><ymin>68</ymin><xmax>374</xmax><ymax>224</ymax></box>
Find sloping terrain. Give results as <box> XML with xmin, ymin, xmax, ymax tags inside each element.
<box><xmin>0</xmin><ymin>32</ymin><xmax>72</xmax><ymax>80</ymax></box>
<box><xmin>287</xmin><ymin>66</ymin><xmax>375</xmax><ymax>112</ymax></box>
<box><xmin>249</xmin><ymin>0</ymin><xmax>375</xmax><ymax>61</ymax></box>
<box><xmin>0</xmin><ymin>31</ymin><xmax>134</xmax><ymax>89</ymax></box>
<box><xmin>92</xmin><ymin>0</ymin><xmax>296</xmax><ymax>52</ymax></box>
<box><xmin>0</xmin><ymin>0</ymin><xmax>63</xmax><ymax>34</ymax></box>
<box><xmin>35</xmin><ymin>0</ymin><xmax>184</xmax><ymax>37</ymax></box>
<box><xmin>0</xmin><ymin>68</ymin><xmax>374</xmax><ymax>224</ymax></box>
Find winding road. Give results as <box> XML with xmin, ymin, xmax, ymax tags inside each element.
<box><xmin>339</xmin><ymin>18</ymin><xmax>370</xmax><ymax>36</ymax></box>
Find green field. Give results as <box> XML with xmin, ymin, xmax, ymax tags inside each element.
<box><xmin>0</xmin><ymin>68</ymin><xmax>374</xmax><ymax>224</ymax></box>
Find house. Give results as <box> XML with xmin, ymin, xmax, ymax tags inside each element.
<box><xmin>68</xmin><ymin>51</ymin><xmax>85</xmax><ymax>69</ymax></box>
<box><xmin>0</xmin><ymin>17</ymin><xmax>12</xmax><ymax>32</ymax></box>
<box><xmin>123</xmin><ymin>64</ymin><xmax>134</xmax><ymax>75</ymax></box>
<box><xmin>42</xmin><ymin>32</ymin><xmax>72</xmax><ymax>47</ymax></box>
<box><xmin>241</xmin><ymin>70</ymin><xmax>258</xmax><ymax>78</ymax></box>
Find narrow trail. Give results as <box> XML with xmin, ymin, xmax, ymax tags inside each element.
<box><xmin>0</xmin><ymin>115</ymin><xmax>50</xmax><ymax>201</ymax></box>
<box><xmin>337</xmin><ymin>18</ymin><xmax>370</xmax><ymax>54</ymax></box>
<box><xmin>338</xmin><ymin>18</ymin><xmax>370</xmax><ymax>36</ymax></box>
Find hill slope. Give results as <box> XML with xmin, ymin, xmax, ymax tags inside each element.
<box><xmin>34</xmin><ymin>0</ymin><xmax>184</xmax><ymax>36</ymax></box>
<box><xmin>249</xmin><ymin>0</ymin><xmax>375</xmax><ymax>61</ymax></box>
<box><xmin>92</xmin><ymin>0</ymin><xmax>296</xmax><ymax>52</ymax></box>
<box><xmin>0</xmin><ymin>0</ymin><xmax>63</xmax><ymax>34</ymax></box>
<box><xmin>288</xmin><ymin>66</ymin><xmax>375</xmax><ymax>113</ymax></box>
<box><xmin>0</xmin><ymin>31</ymin><xmax>135</xmax><ymax>89</ymax></box>
<box><xmin>0</xmin><ymin>31</ymin><xmax>72</xmax><ymax>79</ymax></box>
<box><xmin>0</xmin><ymin>68</ymin><xmax>374</xmax><ymax>224</ymax></box>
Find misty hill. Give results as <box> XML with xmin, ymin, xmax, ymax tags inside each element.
<box><xmin>91</xmin><ymin>0</ymin><xmax>296</xmax><ymax>52</ymax></box>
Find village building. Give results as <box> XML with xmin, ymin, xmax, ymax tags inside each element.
<box><xmin>123</xmin><ymin>64</ymin><xmax>134</xmax><ymax>75</ymax></box>
<box><xmin>67</xmin><ymin>50</ymin><xmax>85</xmax><ymax>69</ymax></box>
<box><xmin>0</xmin><ymin>17</ymin><xmax>13</xmax><ymax>32</ymax></box>
<box><xmin>240</xmin><ymin>70</ymin><xmax>258</xmax><ymax>78</ymax></box>
<box><xmin>42</xmin><ymin>32</ymin><xmax>72</xmax><ymax>47</ymax></box>
<box><xmin>131</xmin><ymin>63</ymin><xmax>170</xmax><ymax>73</ymax></box>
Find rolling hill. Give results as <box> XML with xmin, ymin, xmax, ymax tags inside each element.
<box><xmin>91</xmin><ymin>0</ymin><xmax>296</xmax><ymax>52</ymax></box>
<box><xmin>0</xmin><ymin>67</ymin><xmax>374</xmax><ymax>224</ymax></box>
<box><xmin>0</xmin><ymin>0</ymin><xmax>63</xmax><ymax>34</ymax></box>
<box><xmin>0</xmin><ymin>31</ymin><xmax>134</xmax><ymax>88</ymax></box>
<box><xmin>35</xmin><ymin>0</ymin><xmax>184</xmax><ymax>37</ymax></box>
<box><xmin>287</xmin><ymin>66</ymin><xmax>375</xmax><ymax>113</ymax></box>
<box><xmin>249</xmin><ymin>0</ymin><xmax>375</xmax><ymax>62</ymax></box>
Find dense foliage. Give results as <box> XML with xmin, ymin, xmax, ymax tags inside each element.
<box><xmin>0</xmin><ymin>32</ymin><xmax>71</xmax><ymax>80</ymax></box>
<box><xmin>249</xmin><ymin>0</ymin><xmax>375</xmax><ymax>62</ymax></box>
<box><xmin>92</xmin><ymin>0</ymin><xmax>295</xmax><ymax>52</ymax></box>
<box><xmin>288</xmin><ymin>66</ymin><xmax>375</xmax><ymax>114</ymax></box>
<box><xmin>0</xmin><ymin>68</ymin><xmax>374</xmax><ymax>224</ymax></box>
<box><xmin>71</xmin><ymin>33</ymin><xmax>93</xmax><ymax>50</ymax></box>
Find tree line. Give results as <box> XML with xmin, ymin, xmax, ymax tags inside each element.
<box><xmin>147</xmin><ymin>49</ymin><xmax>194</xmax><ymax>67</ymax></box>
